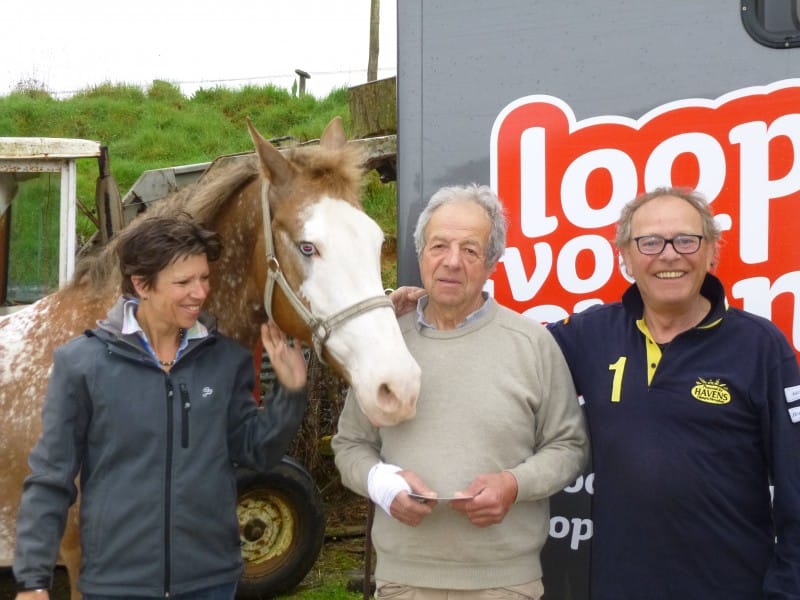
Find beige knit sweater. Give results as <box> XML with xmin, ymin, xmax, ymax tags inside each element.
<box><xmin>333</xmin><ymin>299</ymin><xmax>588</xmax><ymax>590</ymax></box>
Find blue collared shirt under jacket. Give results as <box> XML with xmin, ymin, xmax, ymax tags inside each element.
<box><xmin>548</xmin><ymin>274</ymin><xmax>800</xmax><ymax>600</ymax></box>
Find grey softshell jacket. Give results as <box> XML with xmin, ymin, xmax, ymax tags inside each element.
<box><xmin>13</xmin><ymin>297</ymin><xmax>308</xmax><ymax>596</ymax></box>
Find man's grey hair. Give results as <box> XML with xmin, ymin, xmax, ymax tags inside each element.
<box><xmin>615</xmin><ymin>186</ymin><xmax>721</xmax><ymax>248</ymax></box>
<box><xmin>413</xmin><ymin>184</ymin><xmax>508</xmax><ymax>268</ymax></box>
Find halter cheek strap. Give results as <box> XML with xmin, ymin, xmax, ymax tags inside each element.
<box><xmin>260</xmin><ymin>180</ymin><xmax>393</xmax><ymax>361</ymax></box>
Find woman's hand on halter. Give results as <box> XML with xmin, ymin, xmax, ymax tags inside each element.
<box><xmin>260</xmin><ymin>321</ymin><xmax>307</xmax><ymax>391</ymax></box>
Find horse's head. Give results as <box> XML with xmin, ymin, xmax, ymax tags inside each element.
<box><xmin>246</xmin><ymin>117</ymin><xmax>420</xmax><ymax>427</ymax></box>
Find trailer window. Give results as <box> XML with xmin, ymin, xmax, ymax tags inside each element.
<box><xmin>2</xmin><ymin>174</ymin><xmax>61</xmax><ymax>304</ymax></box>
<box><xmin>742</xmin><ymin>0</ymin><xmax>800</xmax><ymax>48</ymax></box>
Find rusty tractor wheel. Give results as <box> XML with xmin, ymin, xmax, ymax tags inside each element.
<box><xmin>235</xmin><ymin>456</ymin><xmax>325</xmax><ymax>599</ymax></box>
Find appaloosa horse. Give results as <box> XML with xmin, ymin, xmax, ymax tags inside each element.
<box><xmin>0</xmin><ymin>116</ymin><xmax>420</xmax><ymax>598</ymax></box>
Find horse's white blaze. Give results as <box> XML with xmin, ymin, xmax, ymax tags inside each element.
<box><xmin>300</xmin><ymin>197</ymin><xmax>420</xmax><ymax>427</ymax></box>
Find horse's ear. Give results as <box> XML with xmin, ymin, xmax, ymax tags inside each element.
<box><xmin>319</xmin><ymin>116</ymin><xmax>347</xmax><ymax>150</ymax></box>
<box><xmin>246</xmin><ymin>117</ymin><xmax>294</xmax><ymax>186</ymax></box>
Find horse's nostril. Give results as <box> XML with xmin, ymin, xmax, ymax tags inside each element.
<box><xmin>375</xmin><ymin>382</ymin><xmax>400</xmax><ymax>414</ymax></box>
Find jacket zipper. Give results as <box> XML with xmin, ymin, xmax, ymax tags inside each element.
<box><xmin>164</xmin><ymin>380</ymin><xmax>174</xmax><ymax>597</ymax></box>
<box><xmin>180</xmin><ymin>383</ymin><xmax>191</xmax><ymax>448</ymax></box>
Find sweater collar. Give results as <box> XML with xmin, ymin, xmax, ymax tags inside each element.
<box><xmin>416</xmin><ymin>291</ymin><xmax>491</xmax><ymax>330</ymax></box>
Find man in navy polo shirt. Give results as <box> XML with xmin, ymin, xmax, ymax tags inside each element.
<box><xmin>548</xmin><ymin>187</ymin><xmax>800</xmax><ymax>599</ymax></box>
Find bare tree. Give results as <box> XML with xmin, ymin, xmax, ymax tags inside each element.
<box><xmin>367</xmin><ymin>0</ymin><xmax>380</xmax><ymax>81</ymax></box>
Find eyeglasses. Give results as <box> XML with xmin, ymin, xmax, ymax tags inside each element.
<box><xmin>632</xmin><ymin>234</ymin><xmax>703</xmax><ymax>255</ymax></box>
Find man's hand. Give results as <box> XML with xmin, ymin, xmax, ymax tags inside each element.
<box><xmin>389</xmin><ymin>286</ymin><xmax>426</xmax><ymax>318</ymax></box>
<box><xmin>388</xmin><ymin>470</ymin><xmax>438</xmax><ymax>526</ymax></box>
<box><xmin>448</xmin><ymin>471</ymin><xmax>518</xmax><ymax>527</ymax></box>
<box><xmin>260</xmin><ymin>321</ymin><xmax>307</xmax><ymax>391</ymax></box>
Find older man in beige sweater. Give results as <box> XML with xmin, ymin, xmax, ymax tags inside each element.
<box><xmin>333</xmin><ymin>183</ymin><xmax>588</xmax><ymax>600</ymax></box>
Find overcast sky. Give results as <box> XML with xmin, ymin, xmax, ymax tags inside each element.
<box><xmin>1</xmin><ymin>0</ymin><xmax>397</xmax><ymax>99</ymax></box>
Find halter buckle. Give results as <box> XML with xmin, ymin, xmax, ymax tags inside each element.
<box><xmin>267</xmin><ymin>255</ymin><xmax>280</xmax><ymax>273</ymax></box>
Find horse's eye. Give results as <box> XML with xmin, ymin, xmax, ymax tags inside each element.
<box><xmin>298</xmin><ymin>242</ymin><xmax>316</xmax><ymax>256</ymax></box>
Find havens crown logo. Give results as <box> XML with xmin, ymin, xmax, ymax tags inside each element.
<box><xmin>691</xmin><ymin>378</ymin><xmax>731</xmax><ymax>405</ymax></box>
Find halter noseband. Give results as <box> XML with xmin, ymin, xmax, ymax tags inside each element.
<box><xmin>260</xmin><ymin>180</ymin><xmax>393</xmax><ymax>361</ymax></box>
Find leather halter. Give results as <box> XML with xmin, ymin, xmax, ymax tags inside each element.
<box><xmin>260</xmin><ymin>181</ymin><xmax>393</xmax><ymax>361</ymax></box>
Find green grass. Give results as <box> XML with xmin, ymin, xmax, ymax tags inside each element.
<box><xmin>362</xmin><ymin>172</ymin><xmax>398</xmax><ymax>287</ymax></box>
<box><xmin>1</xmin><ymin>80</ymin><xmax>355</xmax><ymax>213</ymax></box>
<box><xmin>277</xmin><ymin>536</ymin><xmax>364</xmax><ymax>599</ymax></box>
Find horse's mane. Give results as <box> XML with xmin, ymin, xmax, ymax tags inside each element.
<box><xmin>69</xmin><ymin>140</ymin><xmax>365</xmax><ymax>296</ymax></box>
